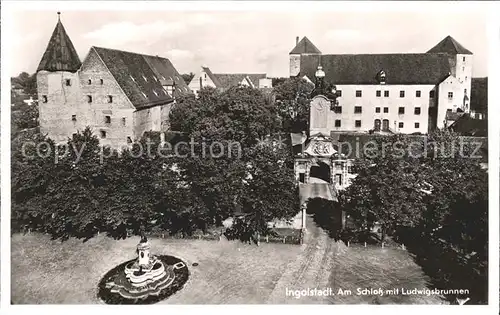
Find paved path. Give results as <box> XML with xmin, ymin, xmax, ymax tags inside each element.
<box><xmin>268</xmin><ymin>182</ymin><xmax>338</xmax><ymax>303</ymax></box>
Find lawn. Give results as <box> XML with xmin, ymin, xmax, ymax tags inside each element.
<box><xmin>11</xmin><ymin>230</ymin><xmax>447</xmax><ymax>304</ymax></box>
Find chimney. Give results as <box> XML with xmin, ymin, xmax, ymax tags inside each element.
<box><xmin>296</xmin><ymin>36</ymin><xmax>299</xmax><ymax>45</ymax></box>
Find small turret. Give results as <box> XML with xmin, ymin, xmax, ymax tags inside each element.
<box><xmin>37</xmin><ymin>12</ymin><xmax>81</xmax><ymax>73</ymax></box>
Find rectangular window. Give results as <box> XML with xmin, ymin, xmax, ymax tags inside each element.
<box><xmin>355</xmin><ymin>120</ymin><xmax>362</xmax><ymax>128</ymax></box>
<box><xmin>376</xmin><ymin>90</ymin><xmax>381</xmax><ymax>97</ymax></box>
<box><xmin>414</xmin><ymin>107</ymin><xmax>421</xmax><ymax>115</ymax></box>
<box><xmin>430</xmin><ymin>90</ymin><xmax>435</xmax><ymax>98</ymax></box>
<box><xmin>100</xmin><ymin>130</ymin><xmax>107</xmax><ymax>138</ymax></box>
<box><xmin>384</xmin><ymin>90</ymin><xmax>389</xmax><ymax>97</ymax></box>
<box><xmin>337</xmin><ymin>90</ymin><xmax>342</xmax><ymax>97</ymax></box>
<box><xmin>447</xmin><ymin>109</ymin><xmax>453</xmax><ymax>112</ymax></box>
<box><xmin>127</xmin><ymin>137</ymin><xmax>132</xmax><ymax>144</ymax></box>
<box><xmin>42</xmin><ymin>95</ymin><xmax>48</xmax><ymax>103</ymax></box>
<box><xmin>332</xmin><ymin>106</ymin><xmax>342</xmax><ymax>114</ymax></box>
<box><xmin>100</xmin><ymin>79</ymin><xmax>104</xmax><ymax>85</ymax></box>
<box><xmin>65</xmin><ymin>79</ymin><xmax>71</xmax><ymax>86</ymax></box>
<box><xmin>375</xmin><ymin>107</ymin><xmax>381</xmax><ymax>113</ymax></box>
<box><xmin>415</xmin><ymin>122</ymin><xmax>420</xmax><ymax>129</ymax></box>
<box><xmin>335</xmin><ymin>120</ymin><xmax>341</xmax><ymax>127</ymax></box>
<box><xmin>71</xmin><ymin>115</ymin><xmax>77</xmax><ymax>121</ymax></box>
<box><xmin>448</xmin><ymin>92</ymin><xmax>453</xmax><ymax>99</ymax></box>
<box><xmin>354</xmin><ymin>106</ymin><xmax>362</xmax><ymax>114</ymax></box>
<box><xmin>122</xmin><ymin>117</ymin><xmax>126</xmax><ymax>126</ymax></box>
<box><xmin>356</xmin><ymin>90</ymin><xmax>362</xmax><ymax>97</ymax></box>
<box><xmin>398</xmin><ymin>107</ymin><xmax>405</xmax><ymax>114</ymax></box>
<box><xmin>88</xmin><ymin>79</ymin><xmax>92</xmax><ymax>85</ymax></box>
<box><xmin>107</xmin><ymin>95</ymin><xmax>113</xmax><ymax>103</ymax></box>
<box><xmin>335</xmin><ymin>174</ymin><xmax>342</xmax><ymax>185</ymax></box>
<box><xmin>463</xmin><ymin>56</ymin><xmax>466</xmax><ymax>62</ymax></box>
<box><xmin>383</xmin><ymin>107</ymin><xmax>389</xmax><ymax>113</ymax></box>
<box><xmin>398</xmin><ymin>122</ymin><xmax>404</xmax><ymax>128</ymax></box>
<box><xmin>400</xmin><ymin>90</ymin><xmax>405</xmax><ymax>98</ymax></box>
<box><xmin>416</xmin><ymin>90</ymin><xmax>421</xmax><ymax>97</ymax></box>
<box><xmin>87</xmin><ymin>95</ymin><xmax>93</xmax><ymax>103</ymax></box>
<box><xmin>105</xmin><ymin>115</ymin><xmax>111</xmax><ymax>124</ymax></box>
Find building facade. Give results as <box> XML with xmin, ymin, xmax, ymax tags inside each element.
<box><xmin>36</xmin><ymin>14</ymin><xmax>191</xmax><ymax>149</ymax></box>
<box><xmin>290</xmin><ymin>36</ymin><xmax>473</xmax><ymax>134</ymax></box>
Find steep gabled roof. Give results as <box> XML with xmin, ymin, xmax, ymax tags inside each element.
<box><xmin>37</xmin><ymin>18</ymin><xmax>82</xmax><ymax>72</ymax></box>
<box><xmin>427</xmin><ymin>36</ymin><xmax>472</xmax><ymax>55</ymax></box>
<box><xmin>202</xmin><ymin>66</ymin><xmax>222</xmax><ymax>87</ymax></box>
<box><xmin>92</xmin><ymin>46</ymin><xmax>191</xmax><ymax>109</ymax></box>
<box><xmin>213</xmin><ymin>73</ymin><xmax>267</xmax><ymax>89</ymax></box>
<box><xmin>300</xmin><ymin>53</ymin><xmax>452</xmax><ymax>85</ymax></box>
<box><xmin>290</xmin><ymin>37</ymin><xmax>321</xmax><ymax>55</ymax></box>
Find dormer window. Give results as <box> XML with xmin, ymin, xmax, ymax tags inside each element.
<box><xmin>141</xmin><ymin>92</ymin><xmax>147</xmax><ymax>98</ymax></box>
<box><xmin>130</xmin><ymin>75</ymin><xmax>136</xmax><ymax>82</ymax></box>
<box><xmin>143</xmin><ymin>75</ymin><xmax>148</xmax><ymax>82</ymax></box>
<box><xmin>153</xmin><ymin>90</ymin><xmax>159</xmax><ymax>97</ymax></box>
<box><xmin>378</xmin><ymin>70</ymin><xmax>386</xmax><ymax>84</ymax></box>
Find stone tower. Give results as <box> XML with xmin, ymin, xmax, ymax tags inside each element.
<box><xmin>427</xmin><ymin>35</ymin><xmax>473</xmax><ymax>112</ymax></box>
<box><xmin>36</xmin><ymin>12</ymin><xmax>82</xmax><ymax>142</ymax></box>
<box><xmin>289</xmin><ymin>36</ymin><xmax>321</xmax><ymax>77</ymax></box>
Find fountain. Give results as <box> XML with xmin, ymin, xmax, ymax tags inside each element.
<box><xmin>98</xmin><ymin>234</ymin><xmax>189</xmax><ymax>304</ymax></box>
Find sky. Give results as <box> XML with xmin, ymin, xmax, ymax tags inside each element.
<box><xmin>9</xmin><ymin>10</ymin><xmax>489</xmax><ymax>78</ymax></box>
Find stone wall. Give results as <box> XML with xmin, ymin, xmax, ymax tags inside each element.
<box><xmin>79</xmin><ymin>48</ymin><xmax>135</xmax><ymax>149</ymax></box>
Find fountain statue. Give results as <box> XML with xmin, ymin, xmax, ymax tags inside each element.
<box><xmin>104</xmin><ymin>234</ymin><xmax>176</xmax><ymax>300</ymax></box>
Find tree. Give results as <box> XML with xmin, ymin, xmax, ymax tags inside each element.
<box><xmin>181</xmin><ymin>72</ymin><xmax>195</xmax><ymax>85</ymax></box>
<box><xmin>12</xmin><ymin>103</ymin><xmax>39</xmax><ymax>132</ymax></box>
<box><xmin>169</xmin><ymin>86</ymin><xmax>297</xmax><ymax>242</ymax></box>
<box><xmin>273</xmin><ymin>77</ymin><xmax>314</xmax><ymax>133</ymax></box>
<box><xmin>11</xmin><ymin>72</ymin><xmax>37</xmax><ymax>96</ymax></box>
<box><xmin>170</xmin><ymin>86</ymin><xmax>280</xmax><ymax>148</ymax></box>
<box><xmin>337</xmin><ymin>130</ymin><xmax>488</xmax><ymax>303</ymax></box>
<box><xmin>227</xmin><ymin>142</ymin><xmax>300</xmax><ymax>242</ymax></box>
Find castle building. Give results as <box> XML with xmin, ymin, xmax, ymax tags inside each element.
<box><xmin>290</xmin><ymin>36</ymin><xmax>473</xmax><ymax>135</ymax></box>
<box><xmin>36</xmin><ymin>14</ymin><xmax>191</xmax><ymax>149</ymax></box>
<box><xmin>188</xmin><ymin>66</ymin><xmax>272</xmax><ymax>96</ymax></box>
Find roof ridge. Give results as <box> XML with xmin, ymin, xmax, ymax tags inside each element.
<box><xmin>214</xmin><ymin>73</ymin><xmax>266</xmax><ymax>75</ymax></box>
<box><xmin>91</xmin><ymin>46</ymin><xmax>172</xmax><ymax>61</ymax></box>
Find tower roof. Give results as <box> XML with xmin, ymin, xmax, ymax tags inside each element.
<box><xmin>289</xmin><ymin>37</ymin><xmax>321</xmax><ymax>55</ymax></box>
<box><xmin>426</xmin><ymin>36</ymin><xmax>472</xmax><ymax>55</ymax></box>
<box><xmin>37</xmin><ymin>13</ymin><xmax>82</xmax><ymax>73</ymax></box>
